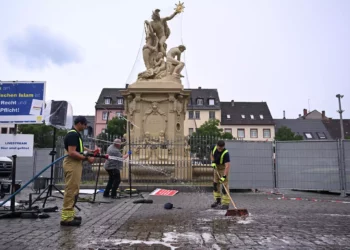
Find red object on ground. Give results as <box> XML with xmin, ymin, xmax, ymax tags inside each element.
<box><xmin>150</xmin><ymin>188</ymin><xmax>178</xmax><ymax>196</ymax></box>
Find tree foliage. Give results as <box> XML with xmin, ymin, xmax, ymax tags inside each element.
<box><xmin>192</xmin><ymin>119</ymin><xmax>234</xmax><ymax>139</ymax></box>
<box><xmin>189</xmin><ymin>119</ymin><xmax>234</xmax><ymax>160</ymax></box>
<box><xmin>274</xmin><ymin>126</ymin><xmax>303</xmax><ymax>141</ymax></box>
<box><xmin>18</xmin><ymin>124</ymin><xmax>68</xmax><ymax>148</ymax></box>
<box><xmin>106</xmin><ymin>117</ymin><xmax>127</xmax><ymax>138</ymax></box>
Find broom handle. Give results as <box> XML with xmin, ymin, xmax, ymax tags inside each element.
<box><xmin>215</xmin><ymin>169</ymin><xmax>238</xmax><ymax>209</ymax></box>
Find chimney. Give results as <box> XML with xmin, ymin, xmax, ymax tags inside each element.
<box><xmin>198</xmin><ymin>86</ymin><xmax>201</xmax><ymax>89</ymax></box>
<box><xmin>303</xmin><ymin>108</ymin><xmax>307</xmax><ymax>116</ymax></box>
<box><xmin>322</xmin><ymin>110</ymin><xmax>325</xmax><ymax>119</ymax></box>
<box><xmin>299</xmin><ymin>114</ymin><xmax>301</xmax><ymax>118</ymax></box>
<box><xmin>125</xmin><ymin>83</ymin><xmax>129</xmax><ymax>88</ymax></box>
<box><xmin>283</xmin><ymin>110</ymin><xmax>286</xmax><ymax>119</ymax></box>
<box><xmin>231</xmin><ymin>100</ymin><xmax>234</xmax><ymax>106</ymax></box>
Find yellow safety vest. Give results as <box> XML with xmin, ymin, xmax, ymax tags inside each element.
<box><xmin>212</xmin><ymin>146</ymin><xmax>228</xmax><ymax>165</ymax></box>
<box><xmin>67</xmin><ymin>129</ymin><xmax>83</xmax><ymax>153</ymax></box>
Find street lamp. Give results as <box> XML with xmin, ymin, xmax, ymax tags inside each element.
<box><xmin>336</xmin><ymin>94</ymin><xmax>345</xmax><ymax>140</ymax></box>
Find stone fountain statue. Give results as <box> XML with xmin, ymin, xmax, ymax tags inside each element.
<box><xmin>138</xmin><ymin>2</ymin><xmax>186</xmax><ymax>81</ymax></box>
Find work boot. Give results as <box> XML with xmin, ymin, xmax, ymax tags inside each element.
<box><xmin>211</xmin><ymin>198</ymin><xmax>221</xmax><ymax>208</ymax></box>
<box><xmin>74</xmin><ymin>216</ymin><xmax>82</xmax><ymax>221</ymax></box>
<box><xmin>220</xmin><ymin>205</ymin><xmax>229</xmax><ymax>210</ymax></box>
<box><xmin>60</xmin><ymin>218</ymin><xmax>81</xmax><ymax>227</ymax></box>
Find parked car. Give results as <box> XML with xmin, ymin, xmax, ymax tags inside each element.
<box><xmin>0</xmin><ymin>157</ymin><xmax>12</xmax><ymax>178</ymax></box>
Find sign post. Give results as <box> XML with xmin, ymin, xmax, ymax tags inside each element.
<box><xmin>0</xmin><ymin>81</ymin><xmax>44</xmax><ymax>218</ymax></box>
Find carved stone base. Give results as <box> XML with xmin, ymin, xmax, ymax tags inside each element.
<box><xmin>120</xmin><ymin>79</ymin><xmax>191</xmax><ymax>141</ymax></box>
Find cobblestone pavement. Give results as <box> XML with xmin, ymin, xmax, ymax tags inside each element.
<box><xmin>0</xmin><ymin>188</ymin><xmax>350</xmax><ymax>249</ymax></box>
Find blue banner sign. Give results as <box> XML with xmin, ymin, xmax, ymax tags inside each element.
<box><xmin>0</xmin><ymin>81</ymin><xmax>46</xmax><ymax>124</ymax></box>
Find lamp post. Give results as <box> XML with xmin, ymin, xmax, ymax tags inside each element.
<box><xmin>336</xmin><ymin>94</ymin><xmax>345</xmax><ymax>140</ymax></box>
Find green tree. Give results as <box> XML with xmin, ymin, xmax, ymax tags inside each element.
<box><xmin>106</xmin><ymin>117</ymin><xmax>127</xmax><ymax>137</ymax></box>
<box><xmin>275</xmin><ymin>126</ymin><xmax>303</xmax><ymax>141</ymax></box>
<box><xmin>190</xmin><ymin>119</ymin><xmax>234</xmax><ymax>160</ymax></box>
<box><xmin>18</xmin><ymin>124</ymin><xmax>68</xmax><ymax>148</ymax></box>
<box><xmin>192</xmin><ymin>119</ymin><xmax>233</xmax><ymax>139</ymax></box>
<box><xmin>345</xmin><ymin>135</ymin><xmax>350</xmax><ymax>140</ymax></box>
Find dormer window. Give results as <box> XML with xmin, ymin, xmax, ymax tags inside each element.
<box><xmin>227</xmin><ymin>114</ymin><xmax>231</xmax><ymax>119</ymax></box>
<box><xmin>250</xmin><ymin>114</ymin><xmax>254</xmax><ymax>119</ymax></box>
<box><xmin>260</xmin><ymin>114</ymin><xmax>264</xmax><ymax>119</ymax></box>
<box><xmin>209</xmin><ymin>98</ymin><xmax>215</xmax><ymax>105</ymax></box>
<box><xmin>241</xmin><ymin>114</ymin><xmax>245</xmax><ymax>119</ymax></box>
<box><xmin>117</xmin><ymin>98</ymin><xmax>123</xmax><ymax>105</ymax></box>
<box><xmin>104</xmin><ymin>98</ymin><xmax>111</xmax><ymax>104</ymax></box>
<box><xmin>197</xmin><ymin>98</ymin><xmax>204</xmax><ymax>105</ymax></box>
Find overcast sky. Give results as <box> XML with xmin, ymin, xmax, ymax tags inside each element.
<box><xmin>0</xmin><ymin>0</ymin><xmax>349</xmax><ymax>119</ymax></box>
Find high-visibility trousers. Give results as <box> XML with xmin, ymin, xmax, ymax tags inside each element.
<box><xmin>213</xmin><ymin>164</ymin><xmax>230</xmax><ymax>206</ymax></box>
<box><xmin>61</xmin><ymin>151</ymin><xmax>83</xmax><ymax>222</ymax></box>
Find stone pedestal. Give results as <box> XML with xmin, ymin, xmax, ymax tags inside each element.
<box><xmin>120</xmin><ymin>77</ymin><xmax>192</xmax><ymax>182</ymax></box>
<box><xmin>120</xmin><ymin>77</ymin><xmax>191</xmax><ymax>141</ymax></box>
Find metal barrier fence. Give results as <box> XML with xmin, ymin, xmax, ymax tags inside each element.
<box><xmin>275</xmin><ymin>141</ymin><xmax>341</xmax><ymax>191</ymax></box>
<box><xmin>226</xmin><ymin>141</ymin><xmax>274</xmax><ymax>189</ymax></box>
<box><xmin>344</xmin><ymin>140</ymin><xmax>350</xmax><ymax>194</ymax></box>
<box><xmin>50</xmin><ymin>136</ymin><xmax>350</xmax><ymax>194</ymax></box>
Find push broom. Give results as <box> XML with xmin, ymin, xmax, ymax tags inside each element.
<box><xmin>215</xmin><ymin>170</ymin><xmax>249</xmax><ymax>217</ymax></box>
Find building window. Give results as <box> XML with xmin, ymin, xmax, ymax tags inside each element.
<box><xmin>195</xmin><ymin>111</ymin><xmax>200</xmax><ymax>119</ymax></box>
<box><xmin>317</xmin><ymin>132</ymin><xmax>327</xmax><ymax>139</ymax></box>
<box><xmin>188</xmin><ymin>111</ymin><xmax>194</xmax><ymax>119</ymax></box>
<box><xmin>1</xmin><ymin>128</ymin><xmax>8</xmax><ymax>134</ymax></box>
<box><xmin>224</xmin><ymin>128</ymin><xmax>232</xmax><ymax>134</ymax></box>
<box><xmin>209</xmin><ymin>99</ymin><xmax>215</xmax><ymax>105</ymax></box>
<box><xmin>197</xmin><ymin>98</ymin><xmax>204</xmax><ymax>105</ymax></box>
<box><xmin>260</xmin><ymin>115</ymin><xmax>264</xmax><ymax>119</ymax></box>
<box><xmin>102</xmin><ymin>129</ymin><xmax>106</xmax><ymax>133</ymax></box>
<box><xmin>117</xmin><ymin>98</ymin><xmax>123</xmax><ymax>105</ymax></box>
<box><xmin>250</xmin><ymin>129</ymin><xmax>258</xmax><ymax>138</ymax></box>
<box><xmin>263</xmin><ymin>129</ymin><xmax>271</xmax><ymax>138</ymax></box>
<box><xmin>209</xmin><ymin>111</ymin><xmax>215</xmax><ymax>120</ymax></box>
<box><xmin>250</xmin><ymin>114</ymin><xmax>254</xmax><ymax>119</ymax></box>
<box><xmin>189</xmin><ymin>128</ymin><xmax>194</xmax><ymax>135</ymax></box>
<box><xmin>102</xmin><ymin>112</ymin><xmax>109</xmax><ymax>120</ymax></box>
<box><xmin>241</xmin><ymin>114</ymin><xmax>245</xmax><ymax>119</ymax></box>
<box><xmin>104</xmin><ymin>98</ymin><xmax>111</xmax><ymax>104</ymax></box>
<box><xmin>226</xmin><ymin>114</ymin><xmax>231</xmax><ymax>119</ymax></box>
<box><xmin>9</xmin><ymin>128</ymin><xmax>15</xmax><ymax>134</ymax></box>
<box><xmin>116</xmin><ymin>112</ymin><xmax>122</xmax><ymax>118</ymax></box>
<box><xmin>237</xmin><ymin>129</ymin><xmax>245</xmax><ymax>138</ymax></box>
<box><xmin>304</xmin><ymin>132</ymin><xmax>313</xmax><ymax>139</ymax></box>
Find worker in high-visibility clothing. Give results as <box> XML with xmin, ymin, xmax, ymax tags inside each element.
<box><xmin>210</xmin><ymin>140</ymin><xmax>231</xmax><ymax>210</ymax></box>
<box><xmin>60</xmin><ymin>116</ymin><xmax>95</xmax><ymax>226</ymax></box>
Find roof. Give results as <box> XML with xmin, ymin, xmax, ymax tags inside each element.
<box><xmin>95</xmin><ymin>88</ymin><xmax>125</xmax><ymax>109</ymax></box>
<box><xmin>184</xmin><ymin>87</ymin><xmax>220</xmax><ymax>110</ymax></box>
<box><xmin>274</xmin><ymin>119</ymin><xmax>332</xmax><ymax>140</ymax></box>
<box><xmin>322</xmin><ymin>119</ymin><xmax>350</xmax><ymax>139</ymax></box>
<box><xmin>220</xmin><ymin>101</ymin><xmax>274</xmax><ymax>125</ymax></box>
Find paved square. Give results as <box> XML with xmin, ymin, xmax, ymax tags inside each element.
<box><xmin>0</xmin><ymin>188</ymin><xmax>350</xmax><ymax>249</ymax></box>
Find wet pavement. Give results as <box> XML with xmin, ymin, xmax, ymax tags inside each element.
<box><xmin>0</xmin><ymin>188</ymin><xmax>350</xmax><ymax>249</ymax></box>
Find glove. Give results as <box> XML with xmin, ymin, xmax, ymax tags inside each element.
<box><xmin>93</xmin><ymin>148</ymin><xmax>101</xmax><ymax>156</ymax></box>
<box><xmin>219</xmin><ymin>175</ymin><xmax>226</xmax><ymax>183</ymax></box>
<box><xmin>211</xmin><ymin>163</ymin><xmax>217</xmax><ymax>169</ymax></box>
<box><xmin>128</xmin><ymin>150</ymin><xmax>132</xmax><ymax>155</ymax></box>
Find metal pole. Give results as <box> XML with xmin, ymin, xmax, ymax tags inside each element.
<box><xmin>336</xmin><ymin>94</ymin><xmax>345</xmax><ymax>140</ymax></box>
<box><xmin>128</xmin><ymin>120</ymin><xmax>132</xmax><ymax>198</ymax></box>
<box><xmin>10</xmin><ymin>124</ymin><xmax>17</xmax><ymax>213</ymax></box>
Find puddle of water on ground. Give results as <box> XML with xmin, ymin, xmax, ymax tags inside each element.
<box><xmin>84</xmin><ymin>239</ymin><xmax>179</xmax><ymax>250</ymax></box>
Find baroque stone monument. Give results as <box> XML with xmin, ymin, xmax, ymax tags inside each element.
<box><xmin>120</xmin><ymin>2</ymin><xmax>192</xmax><ymax>181</ymax></box>
<box><xmin>121</xmin><ymin>2</ymin><xmax>190</xmax><ymax>142</ymax></box>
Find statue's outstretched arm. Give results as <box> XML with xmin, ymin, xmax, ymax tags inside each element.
<box><xmin>163</xmin><ymin>11</ymin><xmax>178</xmax><ymax>21</ymax></box>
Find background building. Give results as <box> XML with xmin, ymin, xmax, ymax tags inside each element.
<box><xmin>220</xmin><ymin>101</ymin><xmax>275</xmax><ymax>141</ymax></box>
<box><xmin>95</xmin><ymin>88</ymin><xmax>125</xmax><ymax>136</ymax></box>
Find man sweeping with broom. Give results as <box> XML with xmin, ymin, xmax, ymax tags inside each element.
<box><xmin>210</xmin><ymin>140</ymin><xmax>249</xmax><ymax>216</ymax></box>
<box><xmin>210</xmin><ymin>140</ymin><xmax>231</xmax><ymax>210</ymax></box>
